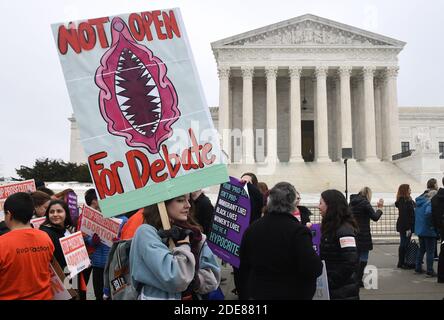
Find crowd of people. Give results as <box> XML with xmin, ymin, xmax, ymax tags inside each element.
<box><xmin>0</xmin><ymin>174</ymin><xmax>443</xmax><ymax>300</ymax></box>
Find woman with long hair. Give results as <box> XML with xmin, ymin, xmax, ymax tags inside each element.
<box><xmin>39</xmin><ymin>200</ymin><xmax>75</xmax><ymax>269</ymax></box>
<box><xmin>395</xmin><ymin>184</ymin><xmax>415</xmax><ymax>269</ymax></box>
<box><xmin>349</xmin><ymin>186</ymin><xmax>384</xmax><ymax>287</ymax></box>
<box><xmin>129</xmin><ymin>194</ymin><xmax>220</xmax><ymax>300</ymax></box>
<box><xmin>319</xmin><ymin>189</ymin><xmax>359</xmax><ymax>300</ymax></box>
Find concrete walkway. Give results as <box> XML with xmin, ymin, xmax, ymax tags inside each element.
<box><xmin>218</xmin><ymin>244</ymin><xmax>444</xmax><ymax>300</ymax></box>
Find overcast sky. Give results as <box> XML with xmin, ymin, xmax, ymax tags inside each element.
<box><xmin>1</xmin><ymin>0</ymin><xmax>443</xmax><ymax>178</ymax></box>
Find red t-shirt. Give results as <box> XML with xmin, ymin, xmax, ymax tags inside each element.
<box><xmin>0</xmin><ymin>228</ymin><xmax>55</xmax><ymax>300</ymax></box>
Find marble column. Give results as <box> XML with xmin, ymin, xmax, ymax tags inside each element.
<box><xmin>334</xmin><ymin>76</ymin><xmax>342</xmax><ymax>161</ymax></box>
<box><xmin>374</xmin><ymin>76</ymin><xmax>383</xmax><ymax>159</ymax></box>
<box><xmin>289</xmin><ymin>66</ymin><xmax>304</xmax><ymax>162</ymax></box>
<box><xmin>362</xmin><ymin>66</ymin><xmax>378</xmax><ymax>161</ymax></box>
<box><xmin>314</xmin><ymin>66</ymin><xmax>330</xmax><ymax>162</ymax></box>
<box><xmin>218</xmin><ymin>66</ymin><xmax>231</xmax><ymax>162</ymax></box>
<box><xmin>265</xmin><ymin>66</ymin><xmax>279</xmax><ymax>163</ymax></box>
<box><xmin>386</xmin><ymin>66</ymin><xmax>401</xmax><ymax>157</ymax></box>
<box><xmin>241</xmin><ymin>66</ymin><xmax>255</xmax><ymax>164</ymax></box>
<box><xmin>338</xmin><ymin>66</ymin><xmax>353</xmax><ymax>159</ymax></box>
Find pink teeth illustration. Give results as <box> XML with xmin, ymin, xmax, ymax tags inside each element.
<box><xmin>95</xmin><ymin>17</ymin><xmax>180</xmax><ymax>154</ymax></box>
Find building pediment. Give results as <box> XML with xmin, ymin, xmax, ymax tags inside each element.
<box><xmin>212</xmin><ymin>14</ymin><xmax>405</xmax><ymax>49</ymax></box>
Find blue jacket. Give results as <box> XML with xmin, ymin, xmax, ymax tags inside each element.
<box><xmin>414</xmin><ymin>191</ymin><xmax>438</xmax><ymax>237</ymax></box>
<box><xmin>130</xmin><ymin>224</ymin><xmax>220</xmax><ymax>300</ymax></box>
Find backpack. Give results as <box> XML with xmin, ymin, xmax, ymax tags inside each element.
<box><xmin>103</xmin><ymin>239</ymin><xmax>141</xmax><ymax>300</ymax></box>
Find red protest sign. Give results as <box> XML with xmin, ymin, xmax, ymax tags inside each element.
<box><xmin>79</xmin><ymin>205</ymin><xmax>121</xmax><ymax>247</ymax></box>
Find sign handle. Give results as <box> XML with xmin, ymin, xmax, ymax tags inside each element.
<box><xmin>157</xmin><ymin>202</ymin><xmax>175</xmax><ymax>248</ymax></box>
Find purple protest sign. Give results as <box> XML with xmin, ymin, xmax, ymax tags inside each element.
<box><xmin>310</xmin><ymin>223</ymin><xmax>321</xmax><ymax>255</ymax></box>
<box><xmin>207</xmin><ymin>176</ymin><xmax>251</xmax><ymax>268</ymax></box>
<box><xmin>65</xmin><ymin>191</ymin><xmax>79</xmax><ymax>227</ymax></box>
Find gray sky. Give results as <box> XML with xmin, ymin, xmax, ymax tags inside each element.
<box><xmin>1</xmin><ymin>0</ymin><xmax>443</xmax><ymax>178</ymax></box>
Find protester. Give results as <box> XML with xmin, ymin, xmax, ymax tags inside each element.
<box><xmin>431</xmin><ymin>177</ymin><xmax>444</xmax><ymax>283</ymax></box>
<box><xmin>37</xmin><ymin>186</ymin><xmax>56</xmax><ymax>199</ymax></box>
<box><xmin>129</xmin><ymin>194</ymin><xmax>220</xmax><ymax>300</ymax></box>
<box><xmin>82</xmin><ymin>188</ymin><xmax>109</xmax><ymax>300</ymax></box>
<box><xmin>395</xmin><ymin>184</ymin><xmax>416</xmax><ymax>269</ymax></box>
<box><xmin>414</xmin><ymin>179</ymin><xmax>438</xmax><ymax>277</ymax></box>
<box><xmin>319</xmin><ymin>189</ymin><xmax>359</xmax><ymax>300</ymax></box>
<box><xmin>30</xmin><ymin>191</ymin><xmax>51</xmax><ymax>218</ymax></box>
<box><xmin>190</xmin><ymin>189</ymin><xmax>214</xmax><ymax>235</ymax></box>
<box><xmin>39</xmin><ymin>200</ymin><xmax>75</xmax><ymax>270</ymax></box>
<box><xmin>232</xmin><ymin>173</ymin><xmax>265</xmax><ymax>297</ymax></box>
<box><xmin>293</xmin><ymin>189</ymin><xmax>312</xmax><ymax>227</ymax></box>
<box><xmin>120</xmin><ymin>208</ymin><xmax>144</xmax><ymax>240</ymax></box>
<box><xmin>239</xmin><ymin>182</ymin><xmax>322</xmax><ymax>299</ymax></box>
<box><xmin>257</xmin><ymin>182</ymin><xmax>269</xmax><ymax>207</ymax></box>
<box><xmin>349</xmin><ymin>186</ymin><xmax>383</xmax><ymax>287</ymax></box>
<box><xmin>0</xmin><ymin>192</ymin><xmax>54</xmax><ymax>300</ymax></box>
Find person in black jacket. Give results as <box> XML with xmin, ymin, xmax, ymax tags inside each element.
<box><xmin>395</xmin><ymin>184</ymin><xmax>415</xmax><ymax>269</ymax></box>
<box><xmin>239</xmin><ymin>182</ymin><xmax>322</xmax><ymax>299</ymax></box>
<box><xmin>319</xmin><ymin>189</ymin><xmax>359</xmax><ymax>300</ymax></box>
<box><xmin>294</xmin><ymin>190</ymin><xmax>312</xmax><ymax>227</ymax></box>
<box><xmin>232</xmin><ymin>173</ymin><xmax>265</xmax><ymax>298</ymax></box>
<box><xmin>431</xmin><ymin>177</ymin><xmax>444</xmax><ymax>283</ymax></box>
<box><xmin>190</xmin><ymin>189</ymin><xmax>214</xmax><ymax>235</ymax></box>
<box><xmin>39</xmin><ymin>200</ymin><xmax>75</xmax><ymax>270</ymax></box>
<box><xmin>349</xmin><ymin>187</ymin><xmax>383</xmax><ymax>287</ymax></box>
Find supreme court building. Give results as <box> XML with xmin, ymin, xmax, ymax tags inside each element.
<box><xmin>69</xmin><ymin>14</ymin><xmax>444</xmax><ymax>191</ymax></box>
<box><xmin>212</xmin><ymin>14</ymin><xmax>404</xmax><ymax>164</ymax></box>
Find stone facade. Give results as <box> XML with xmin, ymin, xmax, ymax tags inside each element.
<box><xmin>212</xmin><ymin>14</ymin><xmax>405</xmax><ymax>164</ymax></box>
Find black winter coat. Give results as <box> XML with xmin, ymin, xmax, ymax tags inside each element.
<box><xmin>297</xmin><ymin>206</ymin><xmax>312</xmax><ymax>225</ymax></box>
<box><xmin>247</xmin><ymin>184</ymin><xmax>264</xmax><ymax>224</ymax></box>
<box><xmin>431</xmin><ymin>188</ymin><xmax>444</xmax><ymax>236</ymax></box>
<box><xmin>239</xmin><ymin>212</ymin><xmax>322</xmax><ymax>300</ymax></box>
<box><xmin>40</xmin><ymin>224</ymin><xmax>69</xmax><ymax>269</ymax></box>
<box><xmin>395</xmin><ymin>198</ymin><xmax>415</xmax><ymax>233</ymax></box>
<box><xmin>349</xmin><ymin>194</ymin><xmax>382</xmax><ymax>252</ymax></box>
<box><xmin>320</xmin><ymin>223</ymin><xmax>359</xmax><ymax>300</ymax></box>
<box><xmin>193</xmin><ymin>193</ymin><xmax>214</xmax><ymax>235</ymax></box>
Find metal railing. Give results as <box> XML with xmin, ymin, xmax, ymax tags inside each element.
<box><xmin>306</xmin><ymin>205</ymin><xmax>399</xmax><ymax>238</ymax></box>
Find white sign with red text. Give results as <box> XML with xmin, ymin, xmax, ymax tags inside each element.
<box><xmin>50</xmin><ymin>263</ymin><xmax>73</xmax><ymax>300</ymax></box>
<box><xmin>79</xmin><ymin>205</ymin><xmax>121</xmax><ymax>247</ymax></box>
<box><xmin>0</xmin><ymin>180</ymin><xmax>36</xmax><ymax>219</ymax></box>
<box><xmin>31</xmin><ymin>217</ymin><xmax>46</xmax><ymax>230</ymax></box>
<box><xmin>59</xmin><ymin>231</ymin><xmax>91</xmax><ymax>279</ymax></box>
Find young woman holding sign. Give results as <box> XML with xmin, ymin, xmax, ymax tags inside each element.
<box><xmin>40</xmin><ymin>200</ymin><xmax>75</xmax><ymax>270</ymax></box>
<box><xmin>319</xmin><ymin>190</ymin><xmax>359</xmax><ymax>300</ymax></box>
<box><xmin>130</xmin><ymin>194</ymin><xmax>221</xmax><ymax>300</ymax></box>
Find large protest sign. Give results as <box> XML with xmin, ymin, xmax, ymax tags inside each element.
<box><xmin>50</xmin><ymin>261</ymin><xmax>77</xmax><ymax>300</ymax></box>
<box><xmin>52</xmin><ymin>9</ymin><xmax>228</xmax><ymax>217</ymax></box>
<box><xmin>310</xmin><ymin>223</ymin><xmax>321</xmax><ymax>255</ymax></box>
<box><xmin>59</xmin><ymin>231</ymin><xmax>91</xmax><ymax>279</ymax></box>
<box><xmin>0</xmin><ymin>180</ymin><xmax>36</xmax><ymax>221</ymax></box>
<box><xmin>208</xmin><ymin>177</ymin><xmax>251</xmax><ymax>268</ymax></box>
<box><xmin>79</xmin><ymin>204</ymin><xmax>121</xmax><ymax>247</ymax></box>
